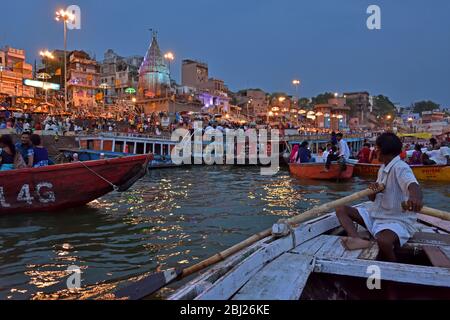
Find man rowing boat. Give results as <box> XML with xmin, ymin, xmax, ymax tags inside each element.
<box><xmin>336</xmin><ymin>132</ymin><xmax>423</xmax><ymax>262</ymax></box>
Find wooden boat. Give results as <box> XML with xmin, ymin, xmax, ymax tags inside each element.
<box><xmin>289</xmin><ymin>162</ymin><xmax>355</xmax><ymax>180</ymax></box>
<box><xmin>60</xmin><ymin>148</ymin><xmax>180</xmax><ymax>169</ymax></box>
<box><xmin>0</xmin><ymin>155</ymin><xmax>151</xmax><ymax>214</ymax></box>
<box><xmin>170</xmin><ymin>204</ymin><xmax>450</xmax><ymax>300</ymax></box>
<box><xmin>354</xmin><ymin>163</ymin><xmax>450</xmax><ymax>182</ymax></box>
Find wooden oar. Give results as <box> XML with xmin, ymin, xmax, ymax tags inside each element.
<box><xmin>114</xmin><ymin>186</ymin><xmax>385</xmax><ymax>300</ymax></box>
<box><xmin>114</xmin><ymin>185</ymin><xmax>450</xmax><ymax>300</ymax></box>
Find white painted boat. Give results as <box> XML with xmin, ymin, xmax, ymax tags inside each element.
<box><xmin>169</xmin><ymin>203</ymin><xmax>450</xmax><ymax>300</ymax></box>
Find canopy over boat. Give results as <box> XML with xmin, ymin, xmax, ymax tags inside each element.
<box><xmin>0</xmin><ymin>155</ymin><xmax>151</xmax><ymax>214</ymax></box>
<box><xmin>398</xmin><ymin>133</ymin><xmax>433</xmax><ymax>140</ymax></box>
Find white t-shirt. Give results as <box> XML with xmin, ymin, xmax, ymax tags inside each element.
<box><xmin>338</xmin><ymin>139</ymin><xmax>351</xmax><ymax>160</ymax></box>
<box><xmin>427</xmin><ymin>148</ymin><xmax>449</xmax><ymax>165</ymax></box>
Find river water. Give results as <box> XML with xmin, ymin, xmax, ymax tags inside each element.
<box><xmin>0</xmin><ymin>166</ymin><xmax>448</xmax><ymax>300</ymax></box>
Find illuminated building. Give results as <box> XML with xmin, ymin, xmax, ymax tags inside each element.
<box><xmin>67</xmin><ymin>50</ymin><xmax>101</xmax><ymax>110</ymax></box>
<box><xmin>0</xmin><ymin>46</ymin><xmax>34</xmax><ymax>99</ymax></box>
<box><xmin>138</xmin><ymin>32</ymin><xmax>170</xmax><ymax>98</ymax></box>
<box><xmin>100</xmin><ymin>49</ymin><xmax>143</xmax><ymax>104</ymax></box>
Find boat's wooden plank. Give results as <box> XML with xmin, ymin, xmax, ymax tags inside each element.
<box><xmin>315</xmin><ymin>236</ymin><xmax>343</xmax><ymax>258</ymax></box>
<box><xmin>233</xmin><ymin>253</ymin><xmax>314</xmax><ymax>300</ymax></box>
<box><xmin>314</xmin><ymin>257</ymin><xmax>450</xmax><ymax>288</ymax></box>
<box><xmin>410</xmin><ymin>232</ymin><xmax>450</xmax><ymax>246</ymax></box>
<box><xmin>291</xmin><ymin>235</ymin><xmax>332</xmax><ymax>256</ymax></box>
<box><xmin>193</xmin><ymin>215</ymin><xmax>340</xmax><ymax>300</ymax></box>
<box><xmin>418</xmin><ymin>214</ymin><xmax>450</xmax><ymax>233</ymax></box>
<box><xmin>358</xmin><ymin>242</ymin><xmax>380</xmax><ymax>261</ymax></box>
<box><xmin>316</xmin><ymin>236</ymin><xmax>339</xmax><ymax>257</ymax></box>
<box><xmin>341</xmin><ymin>248</ymin><xmax>364</xmax><ymax>259</ymax></box>
<box><xmin>423</xmin><ymin>246</ymin><xmax>450</xmax><ymax>268</ymax></box>
<box><xmin>169</xmin><ymin>240</ymin><xmax>266</xmax><ymax>300</ymax></box>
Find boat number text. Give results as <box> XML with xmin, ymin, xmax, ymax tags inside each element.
<box><xmin>0</xmin><ymin>183</ymin><xmax>56</xmax><ymax>207</ymax></box>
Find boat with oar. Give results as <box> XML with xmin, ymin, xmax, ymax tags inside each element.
<box><xmin>354</xmin><ymin>162</ymin><xmax>450</xmax><ymax>182</ymax></box>
<box><xmin>0</xmin><ymin>154</ymin><xmax>151</xmax><ymax>214</ymax></box>
<box><xmin>109</xmin><ymin>187</ymin><xmax>450</xmax><ymax>300</ymax></box>
<box><xmin>289</xmin><ymin>162</ymin><xmax>355</xmax><ymax>180</ymax></box>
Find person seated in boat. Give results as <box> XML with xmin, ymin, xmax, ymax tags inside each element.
<box><xmin>15</xmin><ymin>132</ymin><xmax>33</xmax><ymax>165</ymax></box>
<box><xmin>289</xmin><ymin>144</ymin><xmax>300</xmax><ymax>163</ymax></box>
<box><xmin>28</xmin><ymin>134</ymin><xmax>50</xmax><ymax>168</ymax></box>
<box><xmin>336</xmin><ymin>132</ymin><xmax>423</xmax><ymax>262</ymax></box>
<box><xmin>408</xmin><ymin>144</ymin><xmax>423</xmax><ymax>165</ymax></box>
<box><xmin>0</xmin><ymin>135</ymin><xmax>17</xmax><ymax>171</ymax></box>
<box><xmin>423</xmin><ymin>146</ymin><xmax>450</xmax><ymax>166</ymax></box>
<box><xmin>323</xmin><ymin>145</ymin><xmax>339</xmax><ymax>170</ymax></box>
<box><xmin>399</xmin><ymin>145</ymin><xmax>408</xmax><ymax>161</ymax></box>
<box><xmin>357</xmin><ymin>143</ymin><xmax>371</xmax><ymax>164</ymax></box>
<box><xmin>296</xmin><ymin>141</ymin><xmax>314</xmax><ymax>163</ymax></box>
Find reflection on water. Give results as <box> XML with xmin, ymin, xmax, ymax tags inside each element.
<box><xmin>0</xmin><ymin>166</ymin><xmax>448</xmax><ymax>299</ymax></box>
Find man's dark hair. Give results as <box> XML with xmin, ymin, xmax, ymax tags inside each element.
<box><xmin>364</xmin><ymin>143</ymin><xmax>371</xmax><ymax>148</ymax></box>
<box><xmin>376</xmin><ymin>133</ymin><xmax>402</xmax><ymax>156</ymax></box>
<box><xmin>21</xmin><ymin>131</ymin><xmax>31</xmax><ymax>136</ymax></box>
<box><xmin>337</xmin><ymin>133</ymin><xmax>343</xmax><ymax>138</ymax></box>
<box><xmin>300</xmin><ymin>141</ymin><xmax>309</xmax><ymax>148</ymax></box>
<box><xmin>30</xmin><ymin>134</ymin><xmax>41</xmax><ymax>146</ymax></box>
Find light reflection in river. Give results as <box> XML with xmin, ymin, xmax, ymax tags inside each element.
<box><xmin>0</xmin><ymin>166</ymin><xmax>448</xmax><ymax>300</ymax></box>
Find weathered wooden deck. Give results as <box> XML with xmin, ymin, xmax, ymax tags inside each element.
<box><xmin>169</xmin><ymin>208</ymin><xmax>450</xmax><ymax>300</ymax></box>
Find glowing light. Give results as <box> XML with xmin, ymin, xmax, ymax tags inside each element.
<box><xmin>292</xmin><ymin>79</ymin><xmax>301</xmax><ymax>86</ymax></box>
<box><xmin>298</xmin><ymin>109</ymin><xmax>306</xmax><ymax>114</ymax></box>
<box><xmin>23</xmin><ymin>79</ymin><xmax>60</xmax><ymax>90</ymax></box>
<box><xmin>315</xmin><ymin>111</ymin><xmax>324</xmax><ymax>116</ymax></box>
<box><xmin>39</xmin><ymin>50</ymin><xmax>55</xmax><ymax>60</ymax></box>
<box><xmin>278</xmin><ymin>97</ymin><xmax>286</xmax><ymax>103</ymax></box>
<box><xmin>164</xmin><ymin>52</ymin><xmax>175</xmax><ymax>61</ymax></box>
<box><xmin>55</xmin><ymin>9</ymin><xmax>75</xmax><ymax>22</ymax></box>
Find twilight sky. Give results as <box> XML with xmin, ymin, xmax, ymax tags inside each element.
<box><xmin>2</xmin><ymin>0</ymin><xmax>450</xmax><ymax>106</ymax></box>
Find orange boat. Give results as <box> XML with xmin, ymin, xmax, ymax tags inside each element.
<box><xmin>289</xmin><ymin>163</ymin><xmax>355</xmax><ymax>180</ymax></box>
<box><xmin>354</xmin><ymin>163</ymin><xmax>450</xmax><ymax>182</ymax></box>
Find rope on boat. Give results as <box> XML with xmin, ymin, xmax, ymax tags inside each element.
<box><xmin>79</xmin><ymin>161</ymin><xmax>119</xmax><ymax>191</ymax></box>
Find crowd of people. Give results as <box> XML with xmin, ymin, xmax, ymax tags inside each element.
<box><xmin>289</xmin><ymin>132</ymin><xmax>450</xmax><ymax>169</ymax></box>
<box><xmin>0</xmin><ymin>132</ymin><xmax>50</xmax><ymax>171</ymax></box>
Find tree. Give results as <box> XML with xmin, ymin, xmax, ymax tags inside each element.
<box><xmin>412</xmin><ymin>100</ymin><xmax>440</xmax><ymax>114</ymax></box>
<box><xmin>373</xmin><ymin>95</ymin><xmax>396</xmax><ymax>116</ymax></box>
<box><xmin>312</xmin><ymin>92</ymin><xmax>335</xmax><ymax>105</ymax></box>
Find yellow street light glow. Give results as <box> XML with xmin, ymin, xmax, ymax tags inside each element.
<box><xmin>315</xmin><ymin>111</ymin><xmax>324</xmax><ymax>116</ymax></box>
<box><xmin>40</xmin><ymin>50</ymin><xmax>55</xmax><ymax>60</ymax></box>
<box><xmin>278</xmin><ymin>97</ymin><xmax>286</xmax><ymax>103</ymax></box>
<box><xmin>292</xmin><ymin>79</ymin><xmax>301</xmax><ymax>86</ymax></box>
<box><xmin>386</xmin><ymin>115</ymin><xmax>392</xmax><ymax>120</ymax></box>
<box><xmin>268</xmin><ymin>111</ymin><xmax>274</xmax><ymax>116</ymax></box>
<box><xmin>132</xmin><ymin>97</ymin><xmax>137</xmax><ymax>103</ymax></box>
<box><xmin>298</xmin><ymin>109</ymin><xmax>306</xmax><ymax>114</ymax></box>
<box><xmin>334</xmin><ymin>92</ymin><xmax>339</xmax><ymax>98</ymax></box>
<box><xmin>164</xmin><ymin>52</ymin><xmax>175</xmax><ymax>61</ymax></box>
<box><xmin>55</xmin><ymin>9</ymin><xmax>75</xmax><ymax>22</ymax></box>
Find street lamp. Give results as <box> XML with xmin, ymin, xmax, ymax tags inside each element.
<box><xmin>164</xmin><ymin>51</ymin><xmax>175</xmax><ymax>81</ymax></box>
<box><xmin>292</xmin><ymin>79</ymin><xmax>300</xmax><ymax>98</ymax></box>
<box><xmin>55</xmin><ymin>9</ymin><xmax>75</xmax><ymax>111</ymax></box>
